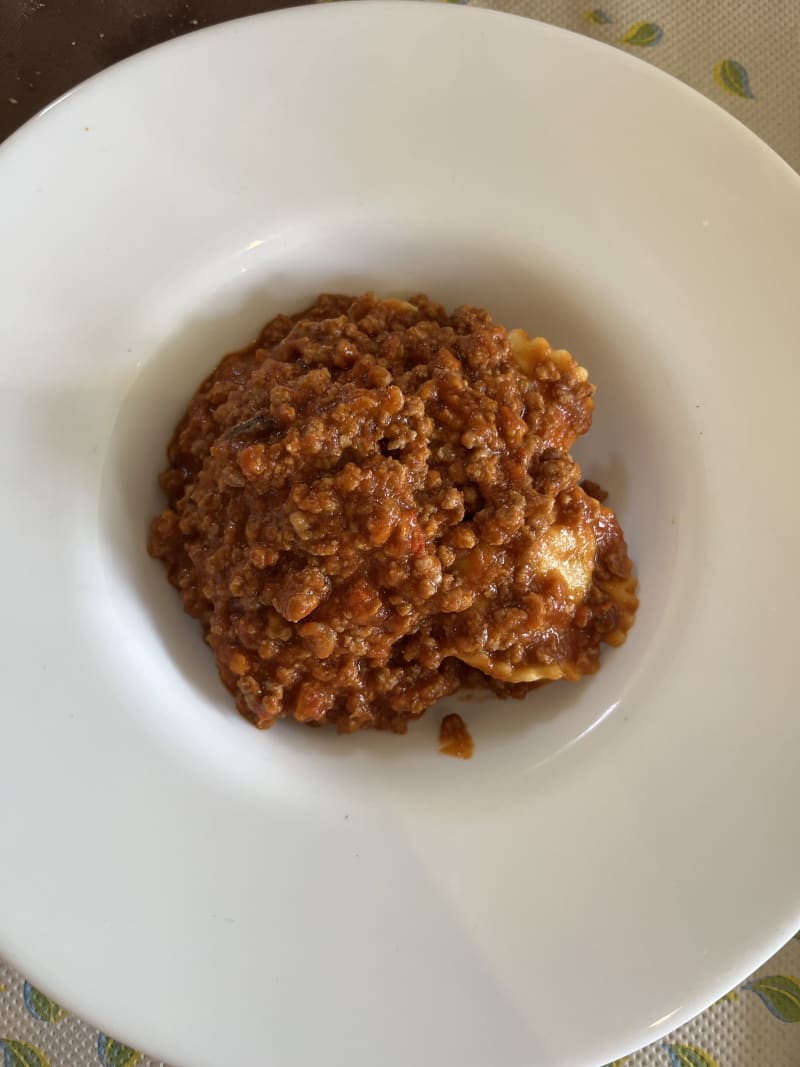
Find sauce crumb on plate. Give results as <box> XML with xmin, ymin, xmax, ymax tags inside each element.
<box><xmin>439</xmin><ymin>713</ymin><xmax>474</xmax><ymax>759</ymax></box>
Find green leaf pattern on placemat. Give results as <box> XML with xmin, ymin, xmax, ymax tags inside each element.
<box><xmin>0</xmin><ymin>1042</ymin><xmax>50</xmax><ymax>1067</ymax></box>
<box><xmin>97</xmin><ymin>1036</ymin><xmax>142</xmax><ymax>1067</ymax></box>
<box><xmin>584</xmin><ymin>8</ymin><xmax>612</xmax><ymax>24</ymax></box>
<box><xmin>618</xmin><ymin>21</ymin><xmax>663</xmax><ymax>46</ymax></box>
<box><xmin>712</xmin><ymin>988</ymin><xmax>738</xmax><ymax>1006</ymax></box>
<box><xmin>714</xmin><ymin>59</ymin><xmax>755</xmax><ymax>98</ymax></box>
<box><xmin>662</xmin><ymin>1043</ymin><xmax>720</xmax><ymax>1067</ymax></box>
<box><xmin>21</xmin><ymin>985</ymin><xmax>62</xmax><ymax>1025</ymax></box>
<box><xmin>744</xmin><ymin>975</ymin><xmax>800</xmax><ymax>1022</ymax></box>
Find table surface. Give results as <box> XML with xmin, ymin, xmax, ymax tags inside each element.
<box><xmin>0</xmin><ymin>0</ymin><xmax>304</xmax><ymax>143</ymax></box>
<box><xmin>1</xmin><ymin>2</ymin><xmax>798</xmax><ymax>1066</ymax></box>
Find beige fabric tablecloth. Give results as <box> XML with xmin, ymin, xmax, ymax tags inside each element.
<box><xmin>2</xmin><ymin>1</ymin><xmax>798</xmax><ymax>1064</ymax></box>
<box><xmin>472</xmin><ymin>0</ymin><xmax>800</xmax><ymax>173</ymax></box>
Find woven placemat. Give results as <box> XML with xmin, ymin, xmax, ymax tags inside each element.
<box><xmin>2</xmin><ymin>935</ymin><xmax>799</xmax><ymax>1065</ymax></box>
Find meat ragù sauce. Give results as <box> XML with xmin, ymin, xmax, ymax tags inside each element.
<box><xmin>149</xmin><ymin>293</ymin><xmax>637</xmax><ymax>734</ymax></box>
<box><xmin>439</xmin><ymin>713</ymin><xmax>475</xmax><ymax>760</ymax></box>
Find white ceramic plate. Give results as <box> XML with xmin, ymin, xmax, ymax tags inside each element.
<box><xmin>1</xmin><ymin>4</ymin><xmax>799</xmax><ymax>1065</ymax></box>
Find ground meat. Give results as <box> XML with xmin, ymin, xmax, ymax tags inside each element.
<box><xmin>148</xmin><ymin>293</ymin><xmax>637</xmax><ymax>734</ymax></box>
<box><xmin>439</xmin><ymin>713</ymin><xmax>475</xmax><ymax>759</ymax></box>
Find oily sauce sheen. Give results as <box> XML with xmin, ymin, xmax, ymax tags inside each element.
<box><xmin>149</xmin><ymin>293</ymin><xmax>637</xmax><ymax>735</ymax></box>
